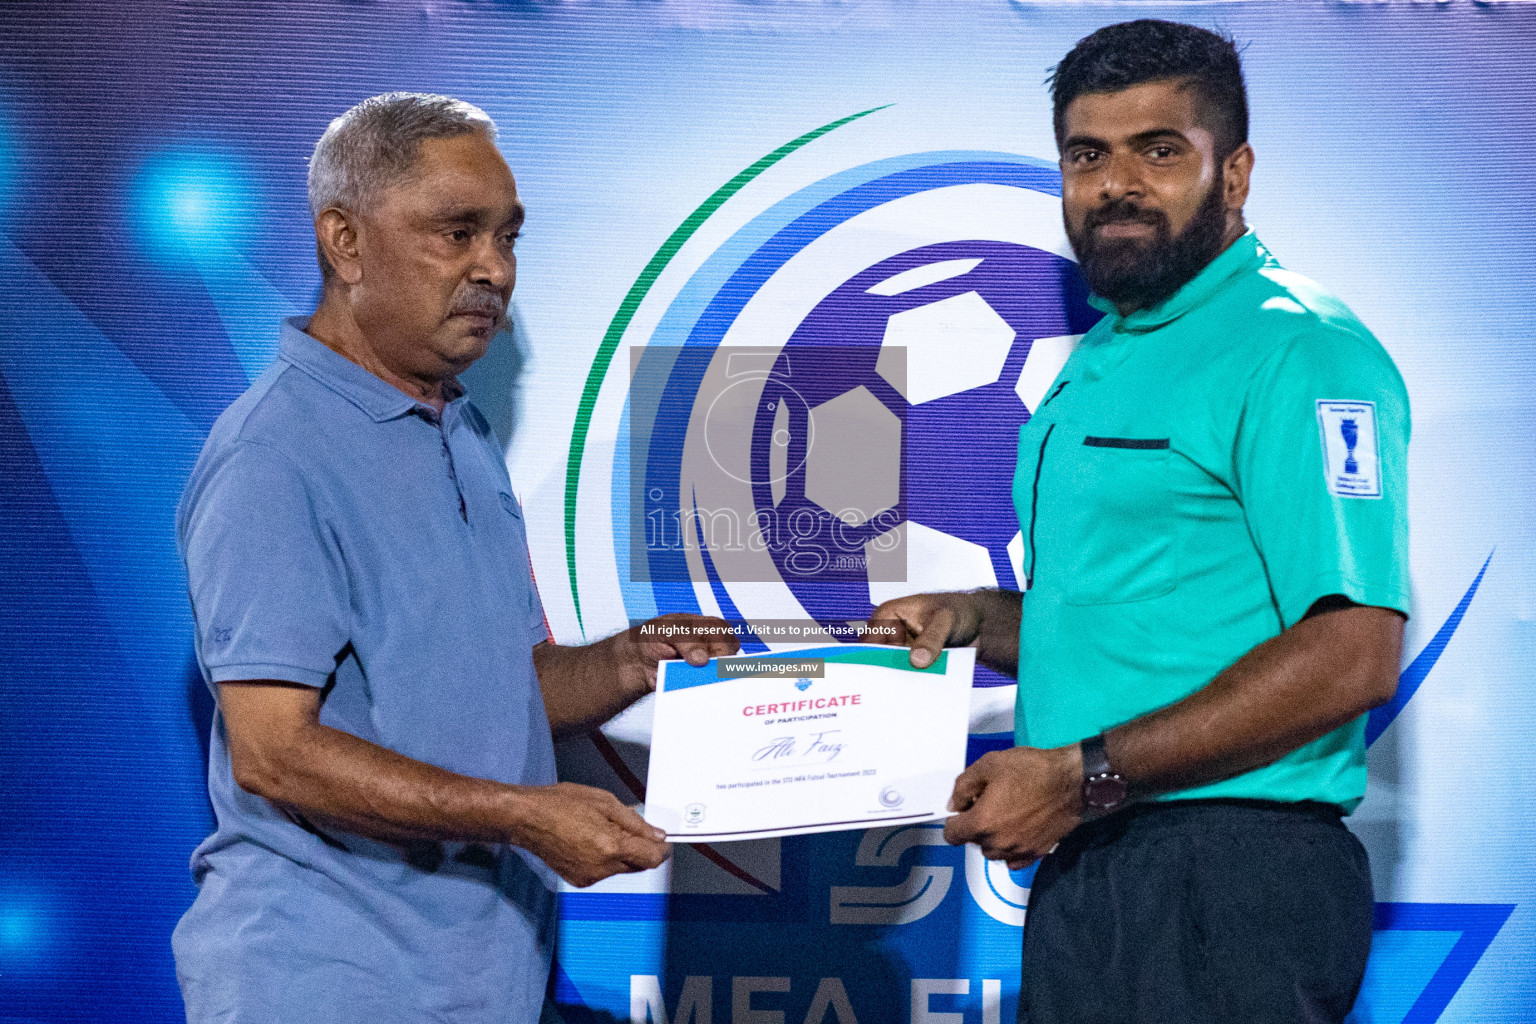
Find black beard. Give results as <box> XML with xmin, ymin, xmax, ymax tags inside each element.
<box><xmin>1067</xmin><ymin>174</ymin><xmax>1230</xmax><ymax>312</ymax></box>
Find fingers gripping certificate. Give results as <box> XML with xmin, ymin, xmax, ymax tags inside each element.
<box><xmin>644</xmin><ymin>645</ymin><xmax>975</xmax><ymax>842</ymax></box>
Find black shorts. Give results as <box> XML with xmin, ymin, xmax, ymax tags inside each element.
<box><xmin>1019</xmin><ymin>798</ymin><xmax>1374</xmax><ymax>1024</ymax></box>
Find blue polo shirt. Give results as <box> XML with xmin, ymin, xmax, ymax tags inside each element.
<box><xmin>174</xmin><ymin>319</ymin><xmax>558</xmax><ymax>1024</ymax></box>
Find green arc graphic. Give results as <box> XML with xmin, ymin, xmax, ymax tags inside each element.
<box><xmin>562</xmin><ymin>106</ymin><xmax>890</xmax><ymax>637</ymax></box>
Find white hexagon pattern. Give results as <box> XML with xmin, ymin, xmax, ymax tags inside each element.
<box><xmin>876</xmin><ymin>291</ymin><xmax>1016</xmax><ymax>405</ymax></box>
<box><xmin>1013</xmin><ymin>334</ymin><xmax>1083</xmax><ymax>412</ymax></box>
<box><xmin>866</xmin><ymin>520</ymin><xmax>999</xmax><ymax>606</ymax></box>
<box><xmin>804</xmin><ymin>385</ymin><xmax>902</xmax><ymax>526</ymax></box>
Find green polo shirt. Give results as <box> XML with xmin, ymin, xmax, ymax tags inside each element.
<box><xmin>1012</xmin><ymin>230</ymin><xmax>1410</xmax><ymax>811</ymax></box>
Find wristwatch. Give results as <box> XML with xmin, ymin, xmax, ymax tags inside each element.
<box><xmin>1080</xmin><ymin>733</ymin><xmax>1128</xmax><ymax>815</ymax></box>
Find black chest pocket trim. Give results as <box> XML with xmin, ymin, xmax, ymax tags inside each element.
<box><xmin>1059</xmin><ymin>439</ymin><xmax>1177</xmax><ymax>606</ymax></box>
<box><xmin>1083</xmin><ymin>436</ymin><xmax>1170</xmax><ymax>450</ymax></box>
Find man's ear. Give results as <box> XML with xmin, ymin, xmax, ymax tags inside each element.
<box><xmin>1223</xmin><ymin>143</ymin><xmax>1254</xmax><ymax>214</ymax></box>
<box><xmin>315</xmin><ymin>208</ymin><xmax>364</xmax><ymax>286</ymax></box>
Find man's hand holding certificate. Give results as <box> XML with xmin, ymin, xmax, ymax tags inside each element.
<box><xmin>644</xmin><ymin>644</ymin><xmax>975</xmax><ymax>841</ymax></box>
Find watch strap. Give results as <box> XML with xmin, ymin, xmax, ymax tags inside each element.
<box><xmin>1080</xmin><ymin>731</ymin><xmax>1112</xmax><ymax>781</ymax></box>
<box><xmin>1080</xmin><ymin>732</ymin><xmax>1128</xmax><ymax>815</ymax></box>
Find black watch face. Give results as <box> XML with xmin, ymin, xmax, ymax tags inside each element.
<box><xmin>1084</xmin><ymin>774</ymin><xmax>1127</xmax><ymax>810</ymax></box>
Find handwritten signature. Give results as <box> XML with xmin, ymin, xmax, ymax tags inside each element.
<box><xmin>753</xmin><ymin>730</ymin><xmax>844</xmax><ymax>763</ymax></box>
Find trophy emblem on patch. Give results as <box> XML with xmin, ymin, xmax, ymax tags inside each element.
<box><xmin>1340</xmin><ymin>418</ymin><xmax>1360</xmax><ymax>475</ymax></box>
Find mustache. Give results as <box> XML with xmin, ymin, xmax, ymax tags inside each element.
<box><xmin>448</xmin><ymin>289</ymin><xmax>506</xmax><ymax>319</ymax></box>
<box><xmin>1084</xmin><ymin>200</ymin><xmax>1168</xmax><ymax>232</ymax></box>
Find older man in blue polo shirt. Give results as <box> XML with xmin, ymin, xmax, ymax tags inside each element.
<box><xmin>173</xmin><ymin>93</ymin><xmax>736</xmax><ymax>1023</ymax></box>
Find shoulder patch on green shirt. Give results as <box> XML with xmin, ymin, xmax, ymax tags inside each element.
<box><xmin>1316</xmin><ymin>400</ymin><xmax>1381</xmax><ymax>498</ymax></box>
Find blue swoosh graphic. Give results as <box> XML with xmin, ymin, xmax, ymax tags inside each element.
<box><xmin>1356</xmin><ymin>903</ymin><xmax>1515</xmax><ymax>1024</ymax></box>
<box><xmin>1367</xmin><ymin>552</ymin><xmax>1493</xmax><ymax>748</ymax></box>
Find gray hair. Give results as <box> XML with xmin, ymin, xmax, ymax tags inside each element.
<box><xmin>307</xmin><ymin>92</ymin><xmax>497</xmax><ymax>218</ymax></box>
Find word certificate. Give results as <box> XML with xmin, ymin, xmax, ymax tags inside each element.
<box><xmin>644</xmin><ymin>645</ymin><xmax>975</xmax><ymax>842</ymax></box>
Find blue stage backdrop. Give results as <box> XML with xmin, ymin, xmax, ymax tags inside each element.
<box><xmin>2</xmin><ymin>2</ymin><xmax>1534</xmax><ymax>1022</ymax></box>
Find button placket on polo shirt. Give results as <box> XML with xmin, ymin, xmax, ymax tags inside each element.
<box><xmin>417</xmin><ymin>405</ymin><xmax>469</xmax><ymax>524</ymax></box>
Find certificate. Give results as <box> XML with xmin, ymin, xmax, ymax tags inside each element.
<box><xmin>643</xmin><ymin>644</ymin><xmax>975</xmax><ymax>842</ymax></box>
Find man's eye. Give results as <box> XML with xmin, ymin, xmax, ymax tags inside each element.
<box><xmin>1148</xmin><ymin>146</ymin><xmax>1175</xmax><ymax>160</ymax></box>
<box><xmin>1071</xmin><ymin>151</ymin><xmax>1100</xmax><ymax>166</ymax></box>
<box><xmin>500</xmin><ymin>232</ymin><xmax>520</xmax><ymax>247</ymax></box>
<box><xmin>449</xmin><ymin>229</ymin><xmax>471</xmax><ymax>242</ymax></box>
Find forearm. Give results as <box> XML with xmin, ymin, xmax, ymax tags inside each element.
<box><xmin>534</xmin><ymin>636</ymin><xmax>650</xmax><ymax>738</ymax></box>
<box><xmin>972</xmin><ymin>588</ymin><xmax>1023</xmax><ymax>676</ymax></box>
<box><xmin>1102</xmin><ymin>605</ymin><xmax>1402</xmax><ymax>799</ymax></box>
<box><xmin>232</xmin><ymin>717</ymin><xmax>536</xmax><ymax>846</ymax></box>
<box><xmin>221</xmin><ymin>678</ymin><xmax>672</xmax><ymax>886</ymax></box>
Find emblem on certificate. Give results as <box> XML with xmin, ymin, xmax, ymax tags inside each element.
<box><xmin>643</xmin><ymin>644</ymin><xmax>976</xmax><ymax>842</ymax></box>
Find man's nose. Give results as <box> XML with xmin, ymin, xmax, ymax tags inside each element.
<box><xmin>469</xmin><ymin>236</ymin><xmax>515</xmax><ymax>291</ymax></box>
<box><xmin>1098</xmin><ymin>149</ymin><xmax>1145</xmax><ymax>202</ymax></box>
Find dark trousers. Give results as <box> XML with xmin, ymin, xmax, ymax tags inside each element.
<box><xmin>1019</xmin><ymin>799</ymin><xmax>1374</xmax><ymax>1024</ymax></box>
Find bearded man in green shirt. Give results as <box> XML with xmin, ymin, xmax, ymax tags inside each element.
<box><xmin>873</xmin><ymin>20</ymin><xmax>1409</xmax><ymax>1024</ymax></box>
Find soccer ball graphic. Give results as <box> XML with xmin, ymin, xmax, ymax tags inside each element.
<box><xmin>749</xmin><ymin>240</ymin><xmax>1096</xmax><ymax>680</ymax></box>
